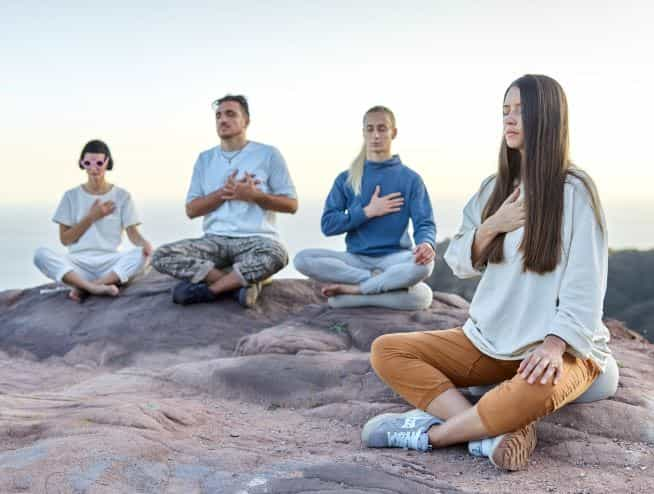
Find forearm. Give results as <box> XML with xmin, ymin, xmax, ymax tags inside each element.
<box><xmin>126</xmin><ymin>227</ymin><xmax>148</xmax><ymax>247</ymax></box>
<box><xmin>60</xmin><ymin>215</ymin><xmax>95</xmax><ymax>245</ymax></box>
<box><xmin>321</xmin><ymin>203</ymin><xmax>368</xmax><ymax>236</ymax></box>
<box><xmin>471</xmin><ymin>221</ymin><xmax>498</xmax><ymax>265</ymax></box>
<box><xmin>252</xmin><ymin>192</ymin><xmax>298</xmax><ymax>214</ymax></box>
<box><xmin>412</xmin><ymin>218</ymin><xmax>436</xmax><ymax>251</ymax></box>
<box><xmin>186</xmin><ymin>190</ymin><xmax>226</xmax><ymax>218</ymax></box>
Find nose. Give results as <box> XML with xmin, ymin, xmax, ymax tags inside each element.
<box><xmin>504</xmin><ymin>115</ymin><xmax>517</xmax><ymax>128</ymax></box>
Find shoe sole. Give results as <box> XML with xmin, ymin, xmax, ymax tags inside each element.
<box><xmin>489</xmin><ymin>422</ymin><xmax>537</xmax><ymax>471</ymax></box>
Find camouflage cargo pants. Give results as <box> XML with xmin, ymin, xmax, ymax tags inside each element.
<box><xmin>151</xmin><ymin>235</ymin><xmax>288</xmax><ymax>285</ymax></box>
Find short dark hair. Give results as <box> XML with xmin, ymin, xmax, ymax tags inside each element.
<box><xmin>212</xmin><ymin>94</ymin><xmax>250</xmax><ymax>118</ymax></box>
<box><xmin>79</xmin><ymin>139</ymin><xmax>114</xmax><ymax>170</ymax></box>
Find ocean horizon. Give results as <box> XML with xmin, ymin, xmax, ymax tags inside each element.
<box><xmin>1</xmin><ymin>198</ymin><xmax>652</xmax><ymax>292</ymax></box>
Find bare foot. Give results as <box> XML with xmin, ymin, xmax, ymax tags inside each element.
<box><xmin>321</xmin><ymin>284</ymin><xmax>361</xmax><ymax>297</ymax></box>
<box><xmin>68</xmin><ymin>288</ymin><xmax>87</xmax><ymax>303</ymax></box>
<box><xmin>86</xmin><ymin>283</ymin><xmax>120</xmax><ymax>297</ymax></box>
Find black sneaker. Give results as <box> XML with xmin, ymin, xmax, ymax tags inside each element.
<box><xmin>172</xmin><ymin>281</ymin><xmax>218</xmax><ymax>305</ymax></box>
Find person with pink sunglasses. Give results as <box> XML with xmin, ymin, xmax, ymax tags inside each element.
<box><xmin>34</xmin><ymin>139</ymin><xmax>152</xmax><ymax>302</ymax></box>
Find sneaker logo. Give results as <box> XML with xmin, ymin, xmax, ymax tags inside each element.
<box><xmin>402</xmin><ymin>417</ymin><xmax>418</xmax><ymax>429</ymax></box>
<box><xmin>387</xmin><ymin>430</ymin><xmax>421</xmax><ymax>449</ymax></box>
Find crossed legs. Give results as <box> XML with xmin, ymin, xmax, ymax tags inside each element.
<box><xmin>369</xmin><ymin>328</ymin><xmax>600</xmax><ymax>448</ymax></box>
<box><xmin>151</xmin><ymin>234</ymin><xmax>288</xmax><ymax>303</ymax></box>
<box><xmin>34</xmin><ymin>247</ymin><xmax>147</xmax><ymax>302</ymax></box>
<box><xmin>294</xmin><ymin>248</ymin><xmax>433</xmax><ymax>297</ymax></box>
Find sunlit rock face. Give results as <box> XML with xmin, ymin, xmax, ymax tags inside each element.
<box><xmin>1</xmin><ymin>273</ymin><xmax>652</xmax><ymax>493</ymax></box>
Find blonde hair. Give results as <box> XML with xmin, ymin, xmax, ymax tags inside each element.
<box><xmin>347</xmin><ymin>106</ymin><xmax>396</xmax><ymax>195</ymax></box>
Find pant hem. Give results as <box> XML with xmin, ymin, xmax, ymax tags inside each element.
<box><xmin>416</xmin><ymin>382</ymin><xmax>456</xmax><ymax>410</ymax></box>
<box><xmin>56</xmin><ymin>268</ymin><xmax>74</xmax><ymax>284</ymax></box>
<box><xmin>191</xmin><ymin>262</ymin><xmax>214</xmax><ymax>284</ymax></box>
<box><xmin>113</xmin><ymin>269</ymin><xmax>131</xmax><ymax>284</ymax></box>
<box><xmin>476</xmin><ymin>401</ymin><xmax>501</xmax><ymax>436</ymax></box>
<box><xmin>231</xmin><ymin>263</ymin><xmax>249</xmax><ymax>287</ymax></box>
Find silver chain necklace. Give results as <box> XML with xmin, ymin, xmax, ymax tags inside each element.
<box><xmin>220</xmin><ymin>141</ymin><xmax>249</xmax><ymax>164</ymax></box>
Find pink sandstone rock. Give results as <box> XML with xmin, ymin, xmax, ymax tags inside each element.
<box><xmin>0</xmin><ymin>272</ymin><xmax>652</xmax><ymax>493</ymax></box>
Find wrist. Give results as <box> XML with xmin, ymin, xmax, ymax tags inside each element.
<box><xmin>477</xmin><ymin>222</ymin><xmax>496</xmax><ymax>241</ymax></box>
<box><xmin>544</xmin><ymin>334</ymin><xmax>567</xmax><ymax>353</ymax></box>
<box><xmin>363</xmin><ymin>205</ymin><xmax>375</xmax><ymax>218</ymax></box>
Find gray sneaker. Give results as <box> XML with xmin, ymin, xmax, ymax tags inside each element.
<box><xmin>468</xmin><ymin>422</ymin><xmax>537</xmax><ymax>471</ymax></box>
<box><xmin>361</xmin><ymin>409</ymin><xmax>442</xmax><ymax>452</ymax></box>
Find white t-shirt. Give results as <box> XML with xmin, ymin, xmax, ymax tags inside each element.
<box><xmin>52</xmin><ymin>185</ymin><xmax>140</xmax><ymax>255</ymax></box>
<box><xmin>444</xmin><ymin>173</ymin><xmax>611</xmax><ymax>371</ymax></box>
<box><xmin>185</xmin><ymin>141</ymin><xmax>296</xmax><ymax>239</ymax></box>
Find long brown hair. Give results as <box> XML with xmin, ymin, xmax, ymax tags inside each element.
<box><xmin>477</xmin><ymin>74</ymin><xmax>604</xmax><ymax>274</ymax></box>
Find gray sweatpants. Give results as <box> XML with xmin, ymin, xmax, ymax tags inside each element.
<box><xmin>151</xmin><ymin>235</ymin><xmax>288</xmax><ymax>285</ymax></box>
<box><xmin>293</xmin><ymin>248</ymin><xmax>434</xmax><ymax>295</ymax></box>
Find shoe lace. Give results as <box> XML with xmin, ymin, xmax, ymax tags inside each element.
<box><xmin>387</xmin><ymin>430</ymin><xmax>423</xmax><ymax>449</ymax></box>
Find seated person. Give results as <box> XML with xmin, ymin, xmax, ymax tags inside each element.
<box><xmin>151</xmin><ymin>94</ymin><xmax>298</xmax><ymax>308</ymax></box>
<box><xmin>362</xmin><ymin>75</ymin><xmax>617</xmax><ymax>471</ymax></box>
<box><xmin>34</xmin><ymin>139</ymin><xmax>151</xmax><ymax>302</ymax></box>
<box><xmin>294</xmin><ymin>106</ymin><xmax>436</xmax><ymax>309</ymax></box>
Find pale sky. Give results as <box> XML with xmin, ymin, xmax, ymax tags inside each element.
<box><xmin>2</xmin><ymin>1</ymin><xmax>654</xmax><ymax>207</ymax></box>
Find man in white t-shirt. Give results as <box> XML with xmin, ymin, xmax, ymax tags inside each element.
<box><xmin>152</xmin><ymin>94</ymin><xmax>298</xmax><ymax>307</ymax></box>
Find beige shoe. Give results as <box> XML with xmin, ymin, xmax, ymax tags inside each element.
<box><xmin>236</xmin><ymin>282</ymin><xmax>262</xmax><ymax>308</ymax></box>
<box><xmin>488</xmin><ymin>422</ymin><xmax>537</xmax><ymax>471</ymax></box>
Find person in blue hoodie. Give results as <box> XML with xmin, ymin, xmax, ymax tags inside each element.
<box><xmin>294</xmin><ymin>106</ymin><xmax>436</xmax><ymax>306</ymax></box>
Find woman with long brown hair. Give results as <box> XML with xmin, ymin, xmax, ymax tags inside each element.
<box><xmin>362</xmin><ymin>75</ymin><xmax>617</xmax><ymax>470</ymax></box>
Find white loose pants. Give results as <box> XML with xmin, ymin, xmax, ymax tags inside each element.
<box><xmin>34</xmin><ymin>247</ymin><xmax>147</xmax><ymax>285</ymax></box>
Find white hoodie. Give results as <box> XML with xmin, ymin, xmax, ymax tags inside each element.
<box><xmin>444</xmin><ymin>174</ymin><xmax>611</xmax><ymax>371</ymax></box>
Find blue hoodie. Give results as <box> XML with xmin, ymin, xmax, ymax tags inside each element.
<box><xmin>321</xmin><ymin>155</ymin><xmax>436</xmax><ymax>256</ymax></box>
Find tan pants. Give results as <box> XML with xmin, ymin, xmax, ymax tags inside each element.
<box><xmin>370</xmin><ymin>328</ymin><xmax>600</xmax><ymax>436</ymax></box>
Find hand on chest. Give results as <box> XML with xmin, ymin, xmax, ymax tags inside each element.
<box><xmin>211</xmin><ymin>165</ymin><xmax>270</xmax><ymax>193</ymax></box>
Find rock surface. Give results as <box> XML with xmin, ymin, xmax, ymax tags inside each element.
<box><xmin>1</xmin><ymin>272</ymin><xmax>653</xmax><ymax>493</ymax></box>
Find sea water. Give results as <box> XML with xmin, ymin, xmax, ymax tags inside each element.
<box><xmin>0</xmin><ymin>198</ymin><xmax>651</xmax><ymax>291</ymax></box>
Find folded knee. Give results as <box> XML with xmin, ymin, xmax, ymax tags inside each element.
<box><xmin>150</xmin><ymin>246</ymin><xmax>169</xmax><ymax>269</ymax></box>
<box><xmin>413</xmin><ymin>261</ymin><xmax>434</xmax><ymax>280</ymax></box>
<box><xmin>264</xmin><ymin>250</ymin><xmax>288</xmax><ymax>273</ymax></box>
<box><xmin>293</xmin><ymin>251</ymin><xmax>309</xmax><ymax>274</ymax></box>
<box><xmin>33</xmin><ymin>247</ymin><xmax>51</xmax><ymax>267</ymax></box>
<box><xmin>370</xmin><ymin>333</ymin><xmax>406</xmax><ymax>374</ymax></box>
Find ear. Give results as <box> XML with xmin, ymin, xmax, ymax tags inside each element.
<box><xmin>244</xmin><ymin>116</ymin><xmax>250</xmax><ymax>128</ymax></box>
<box><xmin>391</xmin><ymin>127</ymin><xmax>398</xmax><ymax>140</ymax></box>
